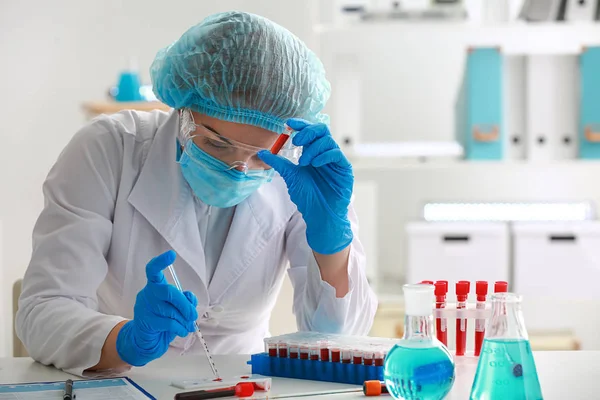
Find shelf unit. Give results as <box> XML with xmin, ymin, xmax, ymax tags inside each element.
<box><xmin>316</xmin><ymin>22</ymin><xmax>600</xmax><ymax>55</ymax></box>
<box><xmin>351</xmin><ymin>157</ymin><xmax>600</xmax><ymax>170</ymax></box>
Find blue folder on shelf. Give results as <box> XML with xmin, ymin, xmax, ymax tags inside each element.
<box><xmin>456</xmin><ymin>47</ymin><xmax>504</xmax><ymax>160</ymax></box>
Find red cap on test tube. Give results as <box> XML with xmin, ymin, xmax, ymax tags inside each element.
<box><xmin>420</xmin><ymin>280</ymin><xmax>434</xmax><ymax>285</ymax></box>
<box><xmin>434</xmin><ymin>281</ymin><xmax>448</xmax><ymax>297</ymax></box>
<box><xmin>476</xmin><ymin>281</ymin><xmax>488</xmax><ymax>301</ymax></box>
<box><xmin>235</xmin><ymin>382</ymin><xmax>255</xmax><ymax>397</ymax></box>
<box><xmin>456</xmin><ymin>281</ymin><xmax>470</xmax><ymax>301</ymax></box>
<box><xmin>494</xmin><ymin>281</ymin><xmax>508</xmax><ymax>293</ymax></box>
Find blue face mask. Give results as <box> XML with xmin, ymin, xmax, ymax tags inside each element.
<box><xmin>178</xmin><ymin>141</ymin><xmax>274</xmax><ymax>208</ymax></box>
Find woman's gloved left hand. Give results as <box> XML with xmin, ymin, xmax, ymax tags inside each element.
<box><xmin>258</xmin><ymin>119</ymin><xmax>353</xmax><ymax>255</ymax></box>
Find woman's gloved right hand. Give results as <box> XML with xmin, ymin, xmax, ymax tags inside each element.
<box><xmin>116</xmin><ymin>250</ymin><xmax>198</xmax><ymax>366</ymax></box>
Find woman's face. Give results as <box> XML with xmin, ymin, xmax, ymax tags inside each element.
<box><xmin>188</xmin><ymin>111</ymin><xmax>280</xmax><ymax>171</ymax></box>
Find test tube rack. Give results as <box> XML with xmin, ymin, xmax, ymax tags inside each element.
<box><xmin>249</xmin><ymin>332</ymin><xmax>400</xmax><ymax>385</ymax></box>
<box><xmin>428</xmin><ymin>280</ymin><xmax>507</xmax><ymax>358</ymax></box>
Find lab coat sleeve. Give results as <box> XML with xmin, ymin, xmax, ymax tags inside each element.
<box><xmin>16</xmin><ymin>121</ymin><xmax>128</xmax><ymax>376</ymax></box>
<box><xmin>285</xmin><ymin>200</ymin><xmax>378</xmax><ymax>335</ymax></box>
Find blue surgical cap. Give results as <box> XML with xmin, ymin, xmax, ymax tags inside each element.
<box><xmin>150</xmin><ymin>11</ymin><xmax>331</xmax><ymax>133</ymax></box>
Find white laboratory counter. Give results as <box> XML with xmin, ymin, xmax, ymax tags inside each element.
<box><xmin>0</xmin><ymin>352</ymin><xmax>598</xmax><ymax>399</ymax></box>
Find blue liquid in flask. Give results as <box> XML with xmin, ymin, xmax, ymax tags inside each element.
<box><xmin>384</xmin><ymin>342</ymin><xmax>455</xmax><ymax>400</ymax></box>
<box><xmin>470</xmin><ymin>338</ymin><xmax>543</xmax><ymax>400</ymax></box>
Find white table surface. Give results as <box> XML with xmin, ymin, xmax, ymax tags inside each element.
<box><xmin>0</xmin><ymin>352</ymin><xmax>598</xmax><ymax>399</ymax></box>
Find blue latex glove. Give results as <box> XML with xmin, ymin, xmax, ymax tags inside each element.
<box><xmin>258</xmin><ymin>119</ymin><xmax>354</xmax><ymax>255</ymax></box>
<box><xmin>116</xmin><ymin>250</ymin><xmax>198</xmax><ymax>366</ymax></box>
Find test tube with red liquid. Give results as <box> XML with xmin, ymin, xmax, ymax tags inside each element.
<box><xmin>319</xmin><ymin>341</ymin><xmax>330</xmax><ymax>362</ymax></box>
<box><xmin>268</xmin><ymin>341</ymin><xmax>277</xmax><ymax>357</ymax></box>
<box><xmin>341</xmin><ymin>348</ymin><xmax>352</xmax><ymax>364</ymax></box>
<box><xmin>373</xmin><ymin>350</ymin><xmax>384</xmax><ymax>367</ymax></box>
<box><xmin>353</xmin><ymin>350</ymin><xmax>363</xmax><ymax>365</ymax></box>
<box><xmin>455</xmin><ymin>281</ymin><xmax>470</xmax><ymax>356</ymax></box>
<box><xmin>363</xmin><ymin>351</ymin><xmax>374</xmax><ymax>366</ymax></box>
<box><xmin>289</xmin><ymin>342</ymin><xmax>299</xmax><ymax>359</ymax></box>
<box><xmin>278</xmin><ymin>341</ymin><xmax>288</xmax><ymax>358</ymax></box>
<box><xmin>330</xmin><ymin>347</ymin><xmax>341</xmax><ymax>363</ymax></box>
<box><xmin>299</xmin><ymin>343</ymin><xmax>309</xmax><ymax>360</ymax></box>
<box><xmin>474</xmin><ymin>281</ymin><xmax>488</xmax><ymax>356</ymax></box>
<box><xmin>434</xmin><ymin>280</ymin><xmax>448</xmax><ymax>346</ymax></box>
<box><xmin>270</xmin><ymin>125</ymin><xmax>293</xmax><ymax>154</ymax></box>
<box><xmin>309</xmin><ymin>344</ymin><xmax>319</xmax><ymax>361</ymax></box>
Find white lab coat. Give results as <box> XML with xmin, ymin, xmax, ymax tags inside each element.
<box><xmin>16</xmin><ymin>110</ymin><xmax>377</xmax><ymax>376</ymax></box>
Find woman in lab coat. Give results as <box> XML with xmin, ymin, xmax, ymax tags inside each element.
<box><xmin>16</xmin><ymin>11</ymin><xmax>377</xmax><ymax>375</ymax></box>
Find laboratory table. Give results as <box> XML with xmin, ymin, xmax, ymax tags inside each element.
<box><xmin>0</xmin><ymin>352</ymin><xmax>598</xmax><ymax>399</ymax></box>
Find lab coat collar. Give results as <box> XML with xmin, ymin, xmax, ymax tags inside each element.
<box><xmin>127</xmin><ymin>110</ymin><xmax>208</xmax><ymax>288</ymax></box>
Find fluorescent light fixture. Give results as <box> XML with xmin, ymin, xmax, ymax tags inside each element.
<box><xmin>423</xmin><ymin>202</ymin><xmax>595</xmax><ymax>222</ymax></box>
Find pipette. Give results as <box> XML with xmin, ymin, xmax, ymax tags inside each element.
<box><xmin>167</xmin><ymin>265</ymin><xmax>221</xmax><ymax>379</ymax></box>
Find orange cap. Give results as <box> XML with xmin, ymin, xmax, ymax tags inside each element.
<box><xmin>363</xmin><ymin>380</ymin><xmax>388</xmax><ymax>396</ymax></box>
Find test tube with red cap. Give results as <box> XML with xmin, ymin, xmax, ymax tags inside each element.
<box><xmin>455</xmin><ymin>281</ymin><xmax>470</xmax><ymax>356</ymax></box>
<box><xmin>494</xmin><ymin>281</ymin><xmax>508</xmax><ymax>293</ymax></box>
<box><xmin>474</xmin><ymin>281</ymin><xmax>488</xmax><ymax>356</ymax></box>
<box><xmin>494</xmin><ymin>281</ymin><xmax>509</xmax><ymax>317</ymax></box>
<box><xmin>434</xmin><ymin>280</ymin><xmax>448</xmax><ymax>346</ymax></box>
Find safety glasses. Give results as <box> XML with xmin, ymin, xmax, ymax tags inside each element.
<box><xmin>179</xmin><ymin>109</ymin><xmax>302</xmax><ymax>172</ymax></box>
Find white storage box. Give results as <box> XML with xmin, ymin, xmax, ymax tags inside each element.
<box><xmin>525</xmin><ymin>55</ymin><xmax>579</xmax><ymax>161</ymax></box>
<box><xmin>504</xmin><ymin>55</ymin><xmax>527</xmax><ymax>160</ymax></box>
<box><xmin>406</xmin><ymin>222</ymin><xmax>510</xmax><ymax>295</ymax></box>
<box><xmin>513</xmin><ymin>221</ymin><xmax>600</xmax><ymax>298</ymax></box>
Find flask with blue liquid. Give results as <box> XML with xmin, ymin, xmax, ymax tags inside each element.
<box><xmin>384</xmin><ymin>283</ymin><xmax>455</xmax><ymax>400</ymax></box>
<box><xmin>470</xmin><ymin>292</ymin><xmax>543</xmax><ymax>400</ymax></box>
<box><xmin>112</xmin><ymin>58</ymin><xmax>143</xmax><ymax>102</ymax></box>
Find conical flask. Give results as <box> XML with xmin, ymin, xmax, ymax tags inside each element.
<box><xmin>470</xmin><ymin>292</ymin><xmax>543</xmax><ymax>400</ymax></box>
<box><xmin>384</xmin><ymin>284</ymin><xmax>455</xmax><ymax>400</ymax></box>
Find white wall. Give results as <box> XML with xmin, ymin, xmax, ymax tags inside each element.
<box><xmin>0</xmin><ymin>0</ymin><xmax>317</xmax><ymax>358</ymax></box>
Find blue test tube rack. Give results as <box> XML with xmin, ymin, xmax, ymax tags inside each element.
<box><xmin>248</xmin><ymin>352</ymin><xmax>383</xmax><ymax>385</ymax></box>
